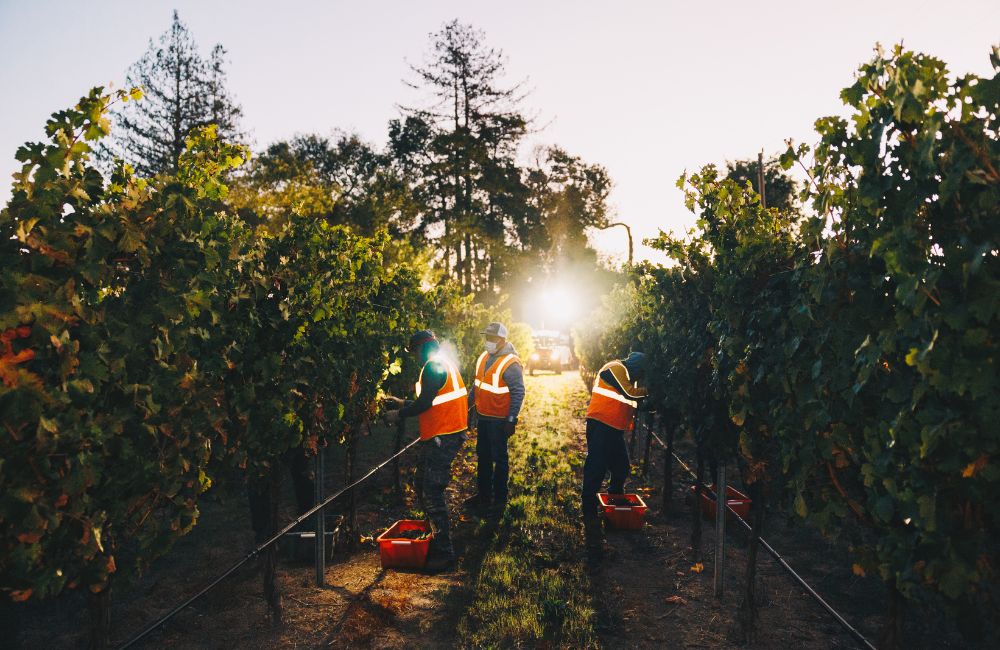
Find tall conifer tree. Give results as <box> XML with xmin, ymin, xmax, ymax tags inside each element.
<box><xmin>396</xmin><ymin>20</ymin><xmax>529</xmax><ymax>296</ymax></box>
<box><xmin>101</xmin><ymin>11</ymin><xmax>243</xmax><ymax>176</ymax></box>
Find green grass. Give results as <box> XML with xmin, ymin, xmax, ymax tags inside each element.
<box><xmin>453</xmin><ymin>377</ymin><xmax>598</xmax><ymax>649</ymax></box>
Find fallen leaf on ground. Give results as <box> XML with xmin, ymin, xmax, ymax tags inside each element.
<box><xmin>665</xmin><ymin>596</ymin><xmax>687</xmax><ymax>604</ymax></box>
<box><xmin>690</xmin><ymin>563</ymin><xmax>704</xmax><ymax>572</ymax></box>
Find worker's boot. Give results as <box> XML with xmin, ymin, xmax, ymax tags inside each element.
<box><xmin>463</xmin><ymin>493</ymin><xmax>492</xmax><ymax>508</ymax></box>
<box><xmin>583</xmin><ymin>514</ymin><xmax>605</xmax><ymax>570</ymax></box>
<box><xmin>424</xmin><ymin>550</ymin><xmax>456</xmax><ymax>574</ymax></box>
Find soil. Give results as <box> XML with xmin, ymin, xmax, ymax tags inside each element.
<box><xmin>10</xmin><ymin>370</ymin><xmax>974</xmax><ymax>649</ymax></box>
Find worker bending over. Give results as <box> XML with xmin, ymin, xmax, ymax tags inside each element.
<box><xmin>581</xmin><ymin>352</ymin><xmax>648</xmax><ymax>522</ymax></box>
<box><xmin>383</xmin><ymin>330</ymin><xmax>468</xmax><ymax>573</ymax></box>
<box><xmin>464</xmin><ymin>322</ymin><xmax>525</xmax><ymax>513</ymax></box>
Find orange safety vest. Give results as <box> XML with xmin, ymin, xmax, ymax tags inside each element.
<box><xmin>586</xmin><ymin>360</ymin><xmax>641</xmax><ymax>431</ymax></box>
<box><xmin>415</xmin><ymin>354</ymin><xmax>468</xmax><ymax>440</ymax></box>
<box><xmin>473</xmin><ymin>351</ymin><xmax>522</xmax><ymax>418</ymax></box>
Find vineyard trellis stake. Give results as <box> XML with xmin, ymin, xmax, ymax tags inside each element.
<box><xmin>314</xmin><ymin>449</ymin><xmax>326</xmax><ymax>587</ymax></box>
<box><xmin>641</xmin><ymin>412</ymin><xmax>654</xmax><ymax>477</ymax></box>
<box><xmin>714</xmin><ymin>459</ymin><xmax>727</xmax><ymax>598</ymax></box>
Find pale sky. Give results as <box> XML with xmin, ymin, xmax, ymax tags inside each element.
<box><xmin>2</xmin><ymin>0</ymin><xmax>998</xmax><ymax>267</ymax></box>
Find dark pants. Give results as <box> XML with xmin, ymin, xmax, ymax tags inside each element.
<box><xmin>476</xmin><ymin>418</ymin><xmax>510</xmax><ymax>503</ymax></box>
<box><xmin>581</xmin><ymin>418</ymin><xmax>630</xmax><ymax>516</ymax></box>
<box><xmin>415</xmin><ymin>431</ymin><xmax>466</xmax><ymax>558</ymax></box>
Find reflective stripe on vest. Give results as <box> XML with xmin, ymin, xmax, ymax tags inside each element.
<box><xmin>415</xmin><ymin>354</ymin><xmax>468</xmax><ymax>440</ymax></box>
<box><xmin>586</xmin><ymin>360</ymin><xmax>636</xmax><ymax>430</ymax></box>
<box><xmin>473</xmin><ymin>351</ymin><xmax>521</xmax><ymax>417</ymax></box>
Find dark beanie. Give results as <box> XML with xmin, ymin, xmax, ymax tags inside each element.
<box><xmin>407</xmin><ymin>329</ymin><xmax>437</xmax><ymax>351</ymax></box>
<box><xmin>622</xmin><ymin>351</ymin><xmax>645</xmax><ymax>376</ymax></box>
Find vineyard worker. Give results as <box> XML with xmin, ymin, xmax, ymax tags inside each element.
<box><xmin>463</xmin><ymin>322</ymin><xmax>525</xmax><ymax>513</ymax></box>
<box><xmin>581</xmin><ymin>352</ymin><xmax>648</xmax><ymax>521</ymax></box>
<box><xmin>382</xmin><ymin>330</ymin><xmax>468</xmax><ymax>573</ymax></box>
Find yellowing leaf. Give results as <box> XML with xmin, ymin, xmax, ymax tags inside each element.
<box><xmin>853</xmin><ymin>564</ymin><xmax>866</xmax><ymax>577</ymax></box>
<box><xmin>690</xmin><ymin>563</ymin><xmax>704</xmax><ymax>573</ymax></box>
<box><xmin>962</xmin><ymin>453</ymin><xmax>988</xmax><ymax>478</ymax></box>
<box><xmin>794</xmin><ymin>493</ymin><xmax>808</xmax><ymax>518</ymax></box>
<box><xmin>11</xmin><ymin>589</ymin><xmax>31</xmax><ymax>602</ymax></box>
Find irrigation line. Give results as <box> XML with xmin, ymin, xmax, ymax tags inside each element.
<box><xmin>114</xmin><ymin>436</ymin><xmax>422</xmax><ymax>650</ymax></box>
<box><xmin>647</xmin><ymin>430</ymin><xmax>876</xmax><ymax>650</ymax></box>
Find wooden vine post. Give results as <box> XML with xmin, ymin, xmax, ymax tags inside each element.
<box><xmin>641</xmin><ymin>412</ymin><xmax>654</xmax><ymax>477</ymax></box>
<box><xmin>264</xmin><ymin>476</ymin><xmax>283</xmax><ymax>625</ymax></box>
<box><xmin>314</xmin><ymin>449</ymin><xmax>326</xmax><ymax>588</ymax></box>
<box><xmin>628</xmin><ymin>412</ymin><xmax>638</xmax><ymax>456</ymax></box>
<box><xmin>738</xmin><ymin>479</ymin><xmax>767</xmax><ymax>642</ymax></box>
<box><xmin>691</xmin><ymin>450</ymin><xmax>705</xmax><ymax>561</ymax></box>
<box><xmin>757</xmin><ymin>151</ymin><xmax>766</xmax><ymax>211</ymax></box>
<box><xmin>714</xmin><ymin>460</ymin><xmax>728</xmax><ymax>597</ymax></box>
<box><xmin>0</xmin><ymin>595</ymin><xmax>18</xmax><ymax>649</ymax></box>
<box><xmin>663</xmin><ymin>414</ymin><xmax>674</xmax><ymax>514</ymax></box>
<box><xmin>394</xmin><ymin>418</ymin><xmax>406</xmax><ymax>501</ymax></box>
<box><xmin>86</xmin><ymin>582</ymin><xmax>112</xmax><ymax>650</ymax></box>
<box><xmin>345</xmin><ymin>428</ymin><xmax>359</xmax><ymax>551</ymax></box>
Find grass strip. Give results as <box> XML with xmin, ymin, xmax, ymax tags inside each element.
<box><xmin>454</xmin><ymin>377</ymin><xmax>598</xmax><ymax>649</ymax></box>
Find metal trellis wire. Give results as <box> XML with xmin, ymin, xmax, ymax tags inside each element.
<box><xmin>647</xmin><ymin>429</ymin><xmax>876</xmax><ymax>650</ymax></box>
<box><xmin>114</xmin><ymin>436</ymin><xmax>422</xmax><ymax>650</ymax></box>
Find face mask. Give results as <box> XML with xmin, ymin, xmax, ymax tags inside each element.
<box><xmin>485</xmin><ymin>341</ymin><xmax>499</xmax><ymax>354</ymax></box>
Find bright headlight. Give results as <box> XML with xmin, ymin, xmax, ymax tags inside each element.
<box><xmin>531</xmin><ymin>353</ymin><xmax>539</xmax><ymax>360</ymax></box>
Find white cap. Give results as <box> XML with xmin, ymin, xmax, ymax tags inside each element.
<box><xmin>480</xmin><ymin>322</ymin><xmax>508</xmax><ymax>338</ymax></box>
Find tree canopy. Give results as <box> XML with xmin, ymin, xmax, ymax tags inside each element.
<box><xmin>100</xmin><ymin>11</ymin><xmax>243</xmax><ymax>176</ymax></box>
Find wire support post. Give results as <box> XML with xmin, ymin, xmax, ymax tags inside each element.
<box><xmin>714</xmin><ymin>459</ymin><xmax>727</xmax><ymax>598</ymax></box>
<box><xmin>641</xmin><ymin>413</ymin><xmax>654</xmax><ymax>477</ymax></box>
<box><xmin>314</xmin><ymin>449</ymin><xmax>326</xmax><ymax>588</ymax></box>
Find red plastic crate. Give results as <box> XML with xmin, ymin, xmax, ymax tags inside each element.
<box><xmin>691</xmin><ymin>485</ymin><xmax>752</xmax><ymax>522</ymax></box>
<box><xmin>377</xmin><ymin>520</ymin><xmax>433</xmax><ymax>569</ymax></box>
<box><xmin>598</xmin><ymin>493</ymin><xmax>648</xmax><ymax>530</ymax></box>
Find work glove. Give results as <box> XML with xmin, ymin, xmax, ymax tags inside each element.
<box><xmin>382</xmin><ymin>396</ymin><xmax>405</xmax><ymax>410</ymax></box>
<box><xmin>384</xmin><ymin>409</ymin><xmax>401</xmax><ymax>426</ymax></box>
<box><xmin>504</xmin><ymin>420</ymin><xmax>516</xmax><ymax>438</ymax></box>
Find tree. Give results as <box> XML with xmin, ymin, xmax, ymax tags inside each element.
<box><xmin>724</xmin><ymin>155</ymin><xmax>798</xmax><ymax>215</ymax></box>
<box><xmin>398</xmin><ymin>20</ymin><xmax>529</xmax><ymax>297</ymax></box>
<box><xmin>518</xmin><ymin>146</ymin><xmax>613</xmax><ymax>277</ymax></box>
<box><xmin>229</xmin><ymin>133</ymin><xmax>420</xmax><ymax>237</ymax></box>
<box><xmin>100</xmin><ymin>11</ymin><xmax>243</xmax><ymax>176</ymax></box>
